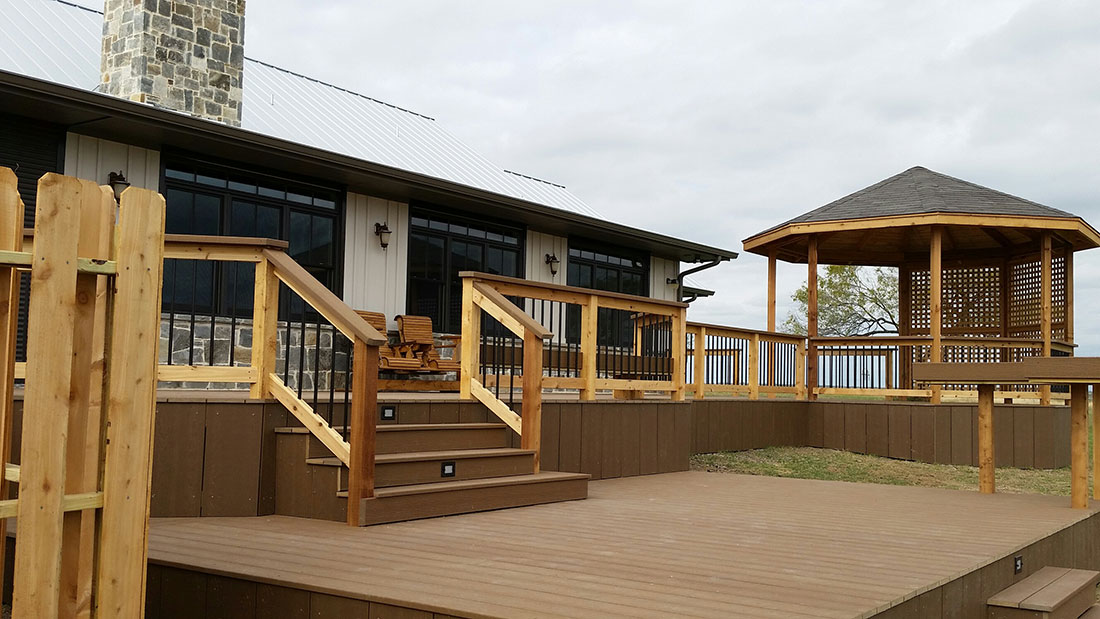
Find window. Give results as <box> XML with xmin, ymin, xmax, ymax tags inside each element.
<box><xmin>566</xmin><ymin>241</ymin><xmax>650</xmax><ymax>345</ymax></box>
<box><xmin>407</xmin><ymin>207</ymin><xmax>523</xmax><ymax>333</ymax></box>
<box><xmin>162</xmin><ymin>159</ymin><xmax>342</xmax><ymax>315</ymax></box>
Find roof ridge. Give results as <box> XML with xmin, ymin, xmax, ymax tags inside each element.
<box><xmin>503</xmin><ymin>169</ymin><xmax>567</xmax><ymax>189</ymax></box>
<box><xmin>45</xmin><ymin>0</ymin><xmax>437</xmax><ymax>122</ymax></box>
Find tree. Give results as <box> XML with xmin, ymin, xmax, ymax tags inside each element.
<box><xmin>783</xmin><ymin>265</ymin><xmax>899</xmax><ymax>336</ymax></box>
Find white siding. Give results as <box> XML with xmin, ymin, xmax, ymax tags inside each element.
<box><xmin>650</xmin><ymin>256</ymin><xmax>680</xmax><ymax>301</ymax></box>
<box><xmin>525</xmin><ymin>230</ymin><xmax>567</xmax><ymax>285</ymax></box>
<box><xmin>343</xmin><ymin>191</ymin><xmax>408</xmax><ymax>330</ymax></box>
<box><xmin>63</xmin><ymin>133</ymin><xmax>160</xmax><ymax>190</ymax></box>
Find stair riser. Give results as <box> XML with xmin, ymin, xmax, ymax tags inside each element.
<box><xmin>274</xmin><ymin>434</ymin><xmax>347</xmax><ymax>522</ymax></box>
<box><xmin>375</xmin><ymin>453</ymin><xmax>534</xmax><ymax>488</ymax></box>
<box><xmin>358</xmin><ymin>478</ymin><xmax>589</xmax><ymax>526</ymax></box>
<box><xmin>377</xmin><ymin>428</ymin><xmax>511</xmax><ymax>454</ymax></box>
<box><xmin>987</xmin><ymin>587</ymin><xmax>1097</xmax><ymax>619</ymax></box>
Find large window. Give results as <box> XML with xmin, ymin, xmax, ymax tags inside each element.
<box><xmin>566</xmin><ymin>242</ymin><xmax>650</xmax><ymax>345</ymax></box>
<box><xmin>162</xmin><ymin>159</ymin><xmax>342</xmax><ymax>315</ymax></box>
<box><xmin>407</xmin><ymin>207</ymin><xmax>523</xmax><ymax>333</ymax></box>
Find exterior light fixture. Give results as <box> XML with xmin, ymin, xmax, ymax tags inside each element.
<box><xmin>375</xmin><ymin>222</ymin><xmax>392</xmax><ymax>249</ymax></box>
<box><xmin>107</xmin><ymin>170</ymin><xmax>130</xmax><ymax>202</ymax></box>
<box><xmin>545</xmin><ymin>253</ymin><xmax>560</xmax><ymax>276</ymax></box>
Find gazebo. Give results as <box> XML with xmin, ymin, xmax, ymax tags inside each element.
<box><xmin>742</xmin><ymin>166</ymin><xmax>1100</xmax><ymax>403</ymax></box>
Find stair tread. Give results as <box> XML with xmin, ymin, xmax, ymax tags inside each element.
<box><xmin>336</xmin><ymin>471</ymin><xmax>589</xmax><ymax>498</ymax></box>
<box><xmin>306</xmin><ymin>448</ymin><xmax>535</xmax><ymax>467</ymax></box>
<box><xmin>988</xmin><ymin>566</ymin><xmax>1100</xmax><ymax>611</ymax></box>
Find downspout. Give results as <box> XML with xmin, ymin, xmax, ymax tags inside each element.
<box><xmin>667</xmin><ymin>258</ymin><xmax>726</xmax><ymax>302</ymax></box>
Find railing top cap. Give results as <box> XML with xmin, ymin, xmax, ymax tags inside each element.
<box><xmin>459</xmin><ymin>271</ymin><xmax>689</xmax><ymax>309</ymax></box>
<box><xmin>24</xmin><ymin>229</ymin><xmax>291</xmax><ymax>251</ymax></box>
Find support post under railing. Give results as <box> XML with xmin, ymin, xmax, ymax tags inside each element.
<box><xmin>459</xmin><ymin>277</ymin><xmax>479</xmax><ymax>400</ymax></box>
<box><xmin>580</xmin><ymin>295</ymin><xmax>598</xmax><ymax>400</ymax></box>
<box><xmin>795</xmin><ymin>339</ymin><xmax>807</xmax><ymax>400</ymax></box>
<box><xmin>251</xmin><ymin>255</ymin><xmax>279</xmax><ymax>399</ymax></box>
<box><xmin>347</xmin><ymin>339</ymin><xmax>378</xmax><ymax>526</ymax></box>
<box><xmin>522</xmin><ymin>330</ymin><xmax>544</xmax><ymax>472</ymax></box>
<box><xmin>748</xmin><ymin>333</ymin><xmax>760</xmax><ymax>400</ymax></box>
<box><xmin>671</xmin><ymin>308</ymin><xmax>686</xmax><ymax>401</ymax></box>
<box><xmin>693</xmin><ymin>326</ymin><xmax>706</xmax><ymax>399</ymax></box>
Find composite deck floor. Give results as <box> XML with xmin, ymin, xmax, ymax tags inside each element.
<box><xmin>148</xmin><ymin>472</ymin><xmax>1097</xmax><ymax>619</ymax></box>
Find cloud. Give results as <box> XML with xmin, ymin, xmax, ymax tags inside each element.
<box><xmin>235</xmin><ymin>1</ymin><xmax>1100</xmax><ymax>349</ymax></box>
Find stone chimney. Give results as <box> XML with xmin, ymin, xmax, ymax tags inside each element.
<box><xmin>100</xmin><ymin>0</ymin><xmax>246</xmax><ymax>127</ymax></box>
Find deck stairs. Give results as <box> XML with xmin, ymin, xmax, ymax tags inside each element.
<box><xmin>273</xmin><ymin>404</ymin><xmax>588</xmax><ymax>525</ymax></box>
<box><xmin>988</xmin><ymin>567</ymin><xmax>1100</xmax><ymax>619</ymax></box>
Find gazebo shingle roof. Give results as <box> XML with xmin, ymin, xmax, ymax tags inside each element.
<box><xmin>781</xmin><ymin>166</ymin><xmax>1074</xmax><ymax>226</ymax></box>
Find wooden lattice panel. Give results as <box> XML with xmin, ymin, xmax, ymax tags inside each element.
<box><xmin>907</xmin><ymin>263</ymin><xmax>1003</xmax><ymax>336</ymax></box>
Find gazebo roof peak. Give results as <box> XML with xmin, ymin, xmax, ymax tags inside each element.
<box><xmin>780</xmin><ymin>166</ymin><xmax>1075</xmax><ymax>228</ymax></box>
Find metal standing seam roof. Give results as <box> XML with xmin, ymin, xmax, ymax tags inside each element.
<box><xmin>0</xmin><ymin>0</ymin><xmax>604</xmax><ymax>219</ymax></box>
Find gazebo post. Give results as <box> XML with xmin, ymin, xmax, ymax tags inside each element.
<box><xmin>767</xmin><ymin>249</ymin><xmax>777</xmax><ymax>391</ymax></box>
<box><xmin>1040</xmin><ymin>232</ymin><xmax>1052</xmax><ymax>406</ymax></box>
<box><xmin>929</xmin><ymin>226</ymin><xmax>943</xmax><ymax>404</ymax></box>
<box><xmin>806</xmin><ymin>235</ymin><xmax>818</xmax><ymax>401</ymax></box>
<box><xmin>1066</xmin><ymin>243</ymin><xmax>1074</xmax><ymax>345</ymax></box>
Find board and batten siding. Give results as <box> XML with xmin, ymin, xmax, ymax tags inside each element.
<box><xmin>63</xmin><ymin>133</ymin><xmax>161</xmax><ymax>190</ymax></box>
<box><xmin>343</xmin><ymin>192</ymin><xmax>408</xmax><ymax>330</ymax></box>
<box><xmin>650</xmin><ymin>256</ymin><xmax>680</xmax><ymax>301</ymax></box>
<box><xmin>525</xmin><ymin>230</ymin><xmax>567</xmax><ymax>285</ymax></box>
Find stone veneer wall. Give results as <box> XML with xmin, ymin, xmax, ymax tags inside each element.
<box><xmin>101</xmin><ymin>0</ymin><xmax>246</xmax><ymax>126</ymax></box>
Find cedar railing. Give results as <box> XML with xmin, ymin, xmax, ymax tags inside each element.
<box><xmin>686</xmin><ymin>322</ymin><xmax>806</xmax><ymax>399</ymax></box>
<box><xmin>20</xmin><ymin>232</ymin><xmax>386</xmax><ymax>526</ymax></box>
<box><xmin>459</xmin><ymin>272</ymin><xmax>688</xmax><ymax>402</ymax></box>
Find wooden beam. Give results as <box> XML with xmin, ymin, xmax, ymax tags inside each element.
<box><xmin>459</xmin><ymin>277</ymin><xmax>480</xmax><ymax>400</ymax></box>
<box><xmin>980</xmin><ymin>227</ymin><xmax>1013</xmax><ymax>249</ymax></box>
<box><xmin>0</xmin><ymin>493</ymin><xmax>103</xmax><ymax>520</ymax></box>
<box><xmin>94</xmin><ymin>186</ymin><xmax>166</xmax><ymax>619</ymax></box>
<box><xmin>157</xmin><ymin>364</ymin><xmax>258</xmax><ymax>383</ymax></box>
<box><xmin>767</xmin><ymin>251</ymin><xmax>777</xmax><ymax>331</ymax></box>
<box><xmin>346</xmin><ymin>340</ymin><xmax>378</xmax><ymax>526</ymax></box>
<box><xmin>267</xmin><ymin>374</ymin><xmax>350</xmax><ymax>464</ymax></box>
<box><xmin>1040</xmin><ymin>232</ymin><xmax>1052</xmax><ymax>406</ymax></box>
<box><xmin>250</xmin><ymin>256</ymin><xmax>280</xmax><ymax>400</ymax></box>
<box><xmin>670</xmin><ymin>308</ymin><xmax>686</xmax><ymax>401</ymax></box>
<box><xmin>521</xmin><ymin>330</ymin><xmax>543</xmax><ymax>472</ymax></box>
<box><xmin>579</xmin><ymin>295</ymin><xmax>598</xmax><ymax>401</ymax></box>
<box><xmin>693</xmin><ymin>327</ymin><xmax>706</xmax><ymax>400</ymax></box>
<box><xmin>13</xmin><ymin>173</ymin><xmax>84</xmax><ymax>619</ymax></box>
<box><xmin>977</xmin><ymin>384</ymin><xmax>995</xmax><ymax>494</ymax></box>
<box><xmin>0</xmin><ymin>168</ymin><xmax>23</xmax><ymax>601</ymax></box>
<box><xmin>469</xmin><ymin>378</ymin><xmax>522</xmax><ymax>434</ymax></box>
<box><xmin>806</xmin><ymin>235</ymin><xmax>818</xmax><ymax>401</ymax></box>
<box><xmin>1071</xmin><ymin>383</ymin><xmax>1088</xmax><ymax>508</ymax></box>
<box><xmin>929</xmin><ymin>225</ymin><xmax>943</xmax><ymax>404</ymax></box>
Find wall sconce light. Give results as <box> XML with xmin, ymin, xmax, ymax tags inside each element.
<box><xmin>545</xmin><ymin>253</ymin><xmax>560</xmax><ymax>276</ymax></box>
<box><xmin>107</xmin><ymin>170</ymin><xmax>130</xmax><ymax>202</ymax></box>
<box><xmin>375</xmin><ymin>222</ymin><xmax>392</xmax><ymax>250</ymax></box>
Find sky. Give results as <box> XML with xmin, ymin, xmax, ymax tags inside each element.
<box><xmin>76</xmin><ymin>0</ymin><xmax>1100</xmax><ymax>352</ymax></box>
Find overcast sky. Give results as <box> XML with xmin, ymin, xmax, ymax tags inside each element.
<box><xmin>87</xmin><ymin>1</ymin><xmax>1100</xmax><ymax>351</ymax></box>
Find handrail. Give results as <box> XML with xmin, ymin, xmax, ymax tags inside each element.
<box><xmin>471</xmin><ymin>281</ymin><xmax>552</xmax><ymax>339</ymax></box>
<box><xmin>459</xmin><ymin>270</ymin><xmax>688</xmax><ymax>312</ymax></box>
<box><xmin>263</xmin><ymin>249</ymin><xmax>386</xmax><ymax>346</ymax></box>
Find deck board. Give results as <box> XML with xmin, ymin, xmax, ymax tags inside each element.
<box><xmin>148</xmin><ymin>472</ymin><xmax>1098</xmax><ymax>619</ymax></box>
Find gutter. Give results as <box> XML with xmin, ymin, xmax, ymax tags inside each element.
<box><xmin>667</xmin><ymin>258</ymin><xmax>727</xmax><ymax>302</ymax></box>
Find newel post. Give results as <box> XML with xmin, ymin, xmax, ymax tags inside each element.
<box><xmin>251</xmin><ymin>254</ymin><xmax>280</xmax><ymax>400</ymax></box>
<box><xmin>693</xmin><ymin>326</ymin><xmax>706</xmax><ymax>400</ymax></box>
<box><xmin>521</xmin><ymin>330</ymin><xmax>544</xmax><ymax>472</ymax></box>
<box><xmin>346</xmin><ymin>338</ymin><xmax>378</xmax><ymax>526</ymax></box>
<box><xmin>580</xmin><ymin>295</ymin><xmax>598</xmax><ymax>400</ymax></box>
<box><xmin>459</xmin><ymin>276</ymin><xmax>479</xmax><ymax>400</ymax></box>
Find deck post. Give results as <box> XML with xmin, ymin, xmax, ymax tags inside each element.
<box><xmin>1071</xmin><ymin>383</ymin><xmax>1088</xmax><ymax>508</ymax></box>
<box><xmin>250</xmin><ymin>255</ymin><xmax>280</xmax><ymax>400</ymax></box>
<box><xmin>670</xmin><ymin>308</ymin><xmax>686</xmax><ymax>401</ymax></box>
<box><xmin>795</xmin><ymin>339</ymin><xmax>807</xmax><ymax>400</ymax></box>
<box><xmin>346</xmin><ymin>339</ymin><xmax>378</xmax><ymax>525</ymax></box>
<box><xmin>977</xmin><ymin>384</ymin><xmax>995</xmax><ymax>494</ymax></box>
<box><xmin>1040</xmin><ymin>233</ymin><xmax>1052</xmax><ymax>406</ymax></box>
<box><xmin>929</xmin><ymin>226</ymin><xmax>943</xmax><ymax>404</ymax></box>
<box><xmin>806</xmin><ymin>235</ymin><xmax>818</xmax><ymax>401</ymax></box>
<box><xmin>693</xmin><ymin>326</ymin><xmax>706</xmax><ymax>399</ymax></box>
<box><xmin>522</xmin><ymin>330</ymin><xmax>544</xmax><ymax>472</ymax></box>
<box><xmin>459</xmin><ymin>277</ymin><xmax>479</xmax><ymax>400</ymax></box>
<box><xmin>579</xmin><ymin>295</ymin><xmax>598</xmax><ymax>400</ymax></box>
<box><xmin>1065</xmin><ymin>246</ymin><xmax>1074</xmax><ymax>346</ymax></box>
<box><xmin>1094</xmin><ymin>384</ymin><xmax>1099</xmax><ymax>501</ymax></box>
<box><xmin>767</xmin><ymin>251</ymin><xmax>777</xmax><ymax>390</ymax></box>
<box><xmin>748</xmin><ymin>333</ymin><xmax>760</xmax><ymax>400</ymax></box>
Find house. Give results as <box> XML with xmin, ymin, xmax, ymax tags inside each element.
<box><xmin>0</xmin><ymin>0</ymin><xmax>735</xmax><ymax>335</ymax></box>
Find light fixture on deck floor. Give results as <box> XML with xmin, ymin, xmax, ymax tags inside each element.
<box><xmin>107</xmin><ymin>171</ymin><xmax>130</xmax><ymax>202</ymax></box>
<box><xmin>375</xmin><ymin>222</ymin><xmax>392</xmax><ymax>249</ymax></box>
<box><xmin>545</xmin><ymin>253</ymin><xmax>560</xmax><ymax>276</ymax></box>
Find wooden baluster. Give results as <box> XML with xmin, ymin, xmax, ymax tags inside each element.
<box><xmin>580</xmin><ymin>295</ymin><xmax>598</xmax><ymax>400</ymax></box>
<box><xmin>251</xmin><ymin>254</ymin><xmax>280</xmax><ymax>399</ymax></box>
<box><xmin>522</xmin><ymin>330</ymin><xmax>544</xmax><ymax>472</ymax></box>
<box><xmin>346</xmin><ymin>339</ymin><xmax>378</xmax><ymax>525</ymax></box>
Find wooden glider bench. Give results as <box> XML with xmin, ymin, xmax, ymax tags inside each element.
<box><xmin>355</xmin><ymin>311</ymin><xmax>460</xmax><ymax>391</ymax></box>
<box><xmin>988</xmin><ymin>567</ymin><xmax>1100</xmax><ymax>619</ymax></box>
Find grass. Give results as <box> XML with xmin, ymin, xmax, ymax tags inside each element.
<box><xmin>691</xmin><ymin>447</ymin><xmax>1078</xmax><ymax>496</ymax></box>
